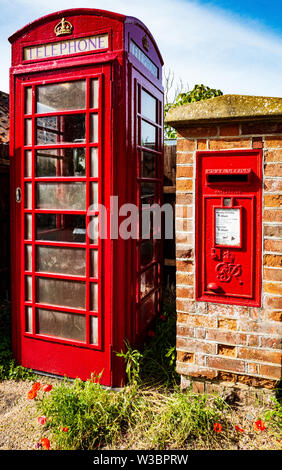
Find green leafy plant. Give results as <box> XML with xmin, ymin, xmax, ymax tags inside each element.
<box><xmin>165</xmin><ymin>83</ymin><xmax>223</xmax><ymax>139</ymax></box>
<box><xmin>116</xmin><ymin>339</ymin><xmax>143</xmax><ymax>385</ymax></box>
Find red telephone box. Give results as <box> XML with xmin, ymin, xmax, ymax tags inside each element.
<box><xmin>9</xmin><ymin>9</ymin><xmax>164</xmax><ymax>386</ymax></box>
<box><xmin>196</xmin><ymin>150</ymin><xmax>262</xmax><ymax>307</ymax></box>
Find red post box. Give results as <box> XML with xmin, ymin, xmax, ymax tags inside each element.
<box><xmin>196</xmin><ymin>150</ymin><xmax>262</xmax><ymax>307</ymax></box>
<box><xmin>9</xmin><ymin>9</ymin><xmax>164</xmax><ymax>386</ymax></box>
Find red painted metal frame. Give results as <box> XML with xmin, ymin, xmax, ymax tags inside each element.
<box><xmin>195</xmin><ymin>149</ymin><xmax>262</xmax><ymax>308</ymax></box>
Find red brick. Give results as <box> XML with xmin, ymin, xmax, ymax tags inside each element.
<box><xmin>263</xmin><ymin>210</ymin><xmax>282</xmax><ymax>223</ymax></box>
<box><xmin>264</xmin><ymin>163</ymin><xmax>282</xmax><ymax>177</ymax></box>
<box><xmin>176</xmin><ymin>193</ymin><xmax>193</xmax><ymax>204</ymax></box>
<box><xmin>176</xmin><ymin>363</ymin><xmax>218</xmax><ymax>380</ymax></box>
<box><xmin>177</xmin><ymin>152</ymin><xmax>194</xmax><ymax>164</ymax></box>
<box><xmin>177</xmin><ymin>337</ymin><xmax>217</xmax><ymax>355</ymax></box>
<box><xmin>260</xmin><ymin>364</ymin><xmax>282</xmax><ymax>380</ymax></box>
<box><xmin>207</xmin><ymin>329</ymin><xmax>247</xmax><ymax>345</ymax></box>
<box><xmin>238</xmin><ymin>347</ymin><xmax>282</xmax><ymax>364</ymax></box>
<box><xmin>176</xmin><ymin>260</ymin><xmax>194</xmax><ymax>272</ymax></box>
<box><xmin>209</xmin><ymin>138</ymin><xmax>251</xmax><ymax>150</ymax></box>
<box><xmin>263</xmin><ymin>282</ymin><xmax>282</xmax><ymax>295</ymax></box>
<box><xmin>260</xmin><ymin>336</ymin><xmax>282</xmax><ymax>349</ymax></box>
<box><xmin>241</xmin><ymin>121</ymin><xmax>282</xmax><ymax>135</ymax></box>
<box><xmin>264</xmin><ymin>194</ymin><xmax>282</xmax><ymax>208</ymax></box>
<box><xmin>194</xmin><ymin>328</ymin><xmax>206</xmax><ymax>339</ymax></box>
<box><xmin>176</xmin><ymin>179</ymin><xmax>193</xmax><ymax>192</ymax></box>
<box><xmin>264</xmin><ymin>179</ymin><xmax>282</xmax><ymax>192</ymax></box>
<box><xmin>177</xmin><ymin>166</ymin><xmax>193</xmax><ymax>178</ymax></box>
<box><xmin>218</xmin><ymin>318</ymin><xmax>237</xmax><ymax>330</ymax></box>
<box><xmin>178</xmin><ymin>126</ymin><xmax>218</xmax><ymax>138</ymax></box>
<box><xmin>182</xmin><ymin>314</ymin><xmax>217</xmax><ymax>329</ymax></box>
<box><xmin>263</xmin><ymin>266</ymin><xmax>282</xmax><ymax>281</ymax></box>
<box><xmin>197</xmin><ymin>139</ymin><xmax>207</xmax><ymax>150</ymax></box>
<box><xmin>248</xmin><ymin>335</ymin><xmax>260</xmax><ymax>346</ymax></box>
<box><xmin>176</xmin><ymin>299</ymin><xmax>195</xmax><ymax>313</ymax></box>
<box><xmin>192</xmin><ymin>381</ymin><xmax>205</xmax><ymax>393</ymax></box>
<box><xmin>177</xmin><ymin>351</ymin><xmax>194</xmax><ymax>363</ymax></box>
<box><xmin>176</xmin><ymin>273</ymin><xmax>194</xmax><ymax>285</ymax></box>
<box><xmin>207</xmin><ymin>356</ymin><xmax>245</xmax><ymax>373</ymax></box>
<box><xmin>176</xmin><ymin>248</ymin><xmax>193</xmax><ymax>259</ymax></box>
<box><xmin>264</xmin><ymin>239</ymin><xmax>282</xmax><ymax>252</ymax></box>
<box><xmin>177</xmin><ymin>139</ymin><xmax>196</xmax><ymax>152</ymax></box>
<box><xmin>264</xmin><ymin>149</ymin><xmax>282</xmax><ymax>162</ymax></box>
<box><xmin>176</xmin><ymin>286</ymin><xmax>194</xmax><ymax>299</ymax></box>
<box><xmin>219</xmin><ymin>124</ymin><xmax>240</xmax><ymax>136</ymax></box>
<box><xmin>264</xmin><ymin>136</ymin><xmax>282</xmax><ymax>148</ymax></box>
<box><xmin>252</xmin><ymin>137</ymin><xmax>263</xmax><ymax>149</ymax></box>
<box><xmin>261</xmin><ymin>310</ymin><xmax>282</xmax><ymax>322</ymax></box>
<box><xmin>264</xmin><ymin>295</ymin><xmax>282</xmax><ymax>309</ymax></box>
<box><xmin>218</xmin><ymin>344</ymin><xmax>236</xmax><ymax>357</ymax></box>
<box><xmin>176</xmin><ymin>232</ymin><xmax>194</xmax><ymax>245</ymax></box>
<box><xmin>263</xmin><ymin>255</ymin><xmax>282</xmax><ymax>268</ymax></box>
<box><xmin>175</xmin><ymin>219</ymin><xmax>193</xmax><ymax>232</ymax></box>
<box><xmin>238</xmin><ymin>319</ymin><xmax>281</xmax><ymax>335</ymax></box>
<box><xmin>264</xmin><ymin>225</ymin><xmax>282</xmax><ymax>238</ymax></box>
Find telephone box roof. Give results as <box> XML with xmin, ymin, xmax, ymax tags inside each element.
<box><xmin>8</xmin><ymin>8</ymin><xmax>163</xmax><ymax>65</ymax></box>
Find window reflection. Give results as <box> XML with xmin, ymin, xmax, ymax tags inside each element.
<box><xmin>36</xmin><ymin>182</ymin><xmax>86</xmax><ymax>210</ymax></box>
<box><xmin>36</xmin><ymin>148</ymin><xmax>86</xmax><ymax>177</ymax></box>
<box><xmin>36</xmin><ymin>81</ymin><xmax>86</xmax><ymax>113</ymax></box>
<box><xmin>141</xmin><ymin>89</ymin><xmax>157</xmax><ymax>122</ymax></box>
<box><xmin>36</xmin><ymin>214</ymin><xmax>86</xmax><ymax>243</ymax></box>
<box><xmin>141</xmin><ymin>120</ymin><xmax>157</xmax><ymax>150</ymax></box>
<box><xmin>36</xmin><ymin>114</ymin><xmax>86</xmax><ymax>145</ymax></box>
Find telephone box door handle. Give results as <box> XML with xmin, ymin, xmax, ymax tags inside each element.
<box><xmin>16</xmin><ymin>187</ymin><xmax>21</xmax><ymax>203</ymax></box>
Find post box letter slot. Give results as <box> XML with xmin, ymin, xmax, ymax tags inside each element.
<box><xmin>206</xmin><ymin>168</ymin><xmax>252</xmax><ymax>184</ymax></box>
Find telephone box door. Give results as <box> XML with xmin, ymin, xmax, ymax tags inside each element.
<box><xmin>15</xmin><ymin>65</ymin><xmax>113</xmax><ymax>383</ymax></box>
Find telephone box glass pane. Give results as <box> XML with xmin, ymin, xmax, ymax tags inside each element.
<box><xmin>25</xmin><ymin>150</ymin><xmax>32</xmax><ymax>177</ymax></box>
<box><xmin>36</xmin><ymin>182</ymin><xmax>86</xmax><ymax>210</ymax></box>
<box><xmin>141</xmin><ymin>89</ymin><xmax>157</xmax><ymax>122</ymax></box>
<box><xmin>89</xmin><ymin>216</ymin><xmax>99</xmax><ymax>244</ymax></box>
<box><xmin>25</xmin><ymin>214</ymin><xmax>32</xmax><ymax>240</ymax></box>
<box><xmin>36</xmin><ymin>214</ymin><xmax>86</xmax><ymax>243</ymax></box>
<box><xmin>140</xmin><ymin>265</ymin><xmax>156</xmax><ymax>299</ymax></box>
<box><xmin>141</xmin><ymin>151</ymin><xmax>156</xmax><ymax>178</ymax></box>
<box><xmin>140</xmin><ymin>240</ymin><xmax>154</xmax><ymax>268</ymax></box>
<box><xmin>25</xmin><ymin>245</ymin><xmax>32</xmax><ymax>272</ymax></box>
<box><xmin>90</xmin><ymin>148</ymin><xmax>98</xmax><ymax>177</ymax></box>
<box><xmin>25</xmin><ymin>119</ymin><xmax>32</xmax><ymax>146</ymax></box>
<box><xmin>141</xmin><ymin>182</ymin><xmax>157</xmax><ymax>205</ymax></box>
<box><xmin>36</xmin><ymin>308</ymin><xmax>86</xmax><ymax>342</ymax></box>
<box><xmin>36</xmin><ymin>246</ymin><xmax>86</xmax><ymax>276</ymax></box>
<box><xmin>36</xmin><ymin>81</ymin><xmax>86</xmax><ymax>113</ymax></box>
<box><xmin>90</xmin><ymin>250</ymin><xmax>98</xmax><ymax>278</ymax></box>
<box><xmin>141</xmin><ymin>121</ymin><xmax>157</xmax><ymax>150</ymax></box>
<box><xmin>90</xmin><ymin>79</ymin><xmax>99</xmax><ymax>109</ymax></box>
<box><xmin>215</xmin><ymin>208</ymin><xmax>241</xmax><ymax>246</ymax></box>
<box><xmin>36</xmin><ymin>115</ymin><xmax>86</xmax><ymax>145</ymax></box>
<box><xmin>90</xmin><ymin>316</ymin><xmax>98</xmax><ymax>345</ymax></box>
<box><xmin>89</xmin><ymin>114</ymin><xmax>98</xmax><ymax>143</ymax></box>
<box><xmin>90</xmin><ymin>283</ymin><xmax>98</xmax><ymax>311</ymax></box>
<box><xmin>25</xmin><ymin>276</ymin><xmax>32</xmax><ymax>301</ymax></box>
<box><xmin>90</xmin><ymin>182</ymin><xmax>99</xmax><ymax>209</ymax></box>
<box><xmin>25</xmin><ymin>87</ymin><xmax>32</xmax><ymax>115</ymax></box>
<box><xmin>36</xmin><ymin>148</ymin><xmax>86</xmax><ymax>177</ymax></box>
<box><xmin>139</xmin><ymin>293</ymin><xmax>155</xmax><ymax>330</ymax></box>
<box><xmin>25</xmin><ymin>183</ymin><xmax>32</xmax><ymax>209</ymax></box>
<box><xmin>25</xmin><ymin>307</ymin><xmax>33</xmax><ymax>333</ymax></box>
<box><xmin>36</xmin><ymin>278</ymin><xmax>86</xmax><ymax>309</ymax></box>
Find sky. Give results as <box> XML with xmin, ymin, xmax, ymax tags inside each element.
<box><xmin>1</xmin><ymin>0</ymin><xmax>282</xmax><ymax>99</ymax></box>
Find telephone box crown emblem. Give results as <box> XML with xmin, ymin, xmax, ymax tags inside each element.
<box><xmin>142</xmin><ymin>34</ymin><xmax>149</xmax><ymax>51</ymax></box>
<box><xmin>222</xmin><ymin>250</ymin><xmax>235</xmax><ymax>264</ymax></box>
<box><xmin>54</xmin><ymin>18</ymin><xmax>73</xmax><ymax>37</ymax></box>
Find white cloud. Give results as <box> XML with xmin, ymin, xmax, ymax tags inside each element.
<box><xmin>1</xmin><ymin>0</ymin><xmax>282</xmax><ymax>98</ymax></box>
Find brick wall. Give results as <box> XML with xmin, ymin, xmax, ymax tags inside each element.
<box><xmin>175</xmin><ymin>120</ymin><xmax>282</xmax><ymax>392</ymax></box>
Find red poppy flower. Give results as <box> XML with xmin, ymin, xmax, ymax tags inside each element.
<box><xmin>235</xmin><ymin>425</ymin><xmax>245</xmax><ymax>433</ymax></box>
<box><xmin>38</xmin><ymin>416</ymin><xmax>47</xmax><ymax>425</ymax></box>
<box><xmin>147</xmin><ymin>330</ymin><xmax>155</xmax><ymax>337</ymax></box>
<box><xmin>40</xmin><ymin>438</ymin><xmax>50</xmax><ymax>450</ymax></box>
<box><xmin>160</xmin><ymin>314</ymin><xmax>166</xmax><ymax>321</ymax></box>
<box><xmin>61</xmin><ymin>426</ymin><xmax>69</xmax><ymax>432</ymax></box>
<box><xmin>43</xmin><ymin>384</ymin><xmax>52</xmax><ymax>392</ymax></box>
<box><xmin>214</xmin><ymin>423</ymin><xmax>222</xmax><ymax>433</ymax></box>
<box><xmin>27</xmin><ymin>389</ymin><xmax>37</xmax><ymax>400</ymax></box>
<box><xmin>253</xmin><ymin>420</ymin><xmax>266</xmax><ymax>431</ymax></box>
<box><xmin>32</xmin><ymin>382</ymin><xmax>41</xmax><ymax>392</ymax></box>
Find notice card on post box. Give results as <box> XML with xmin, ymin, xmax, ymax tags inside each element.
<box><xmin>215</xmin><ymin>208</ymin><xmax>240</xmax><ymax>246</ymax></box>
